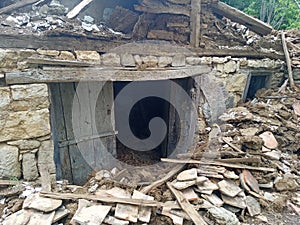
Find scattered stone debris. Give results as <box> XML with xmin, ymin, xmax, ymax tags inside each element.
<box><xmin>0</xmin><ymin>87</ymin><xmax>298</xmax><ymax>225</ymax></box>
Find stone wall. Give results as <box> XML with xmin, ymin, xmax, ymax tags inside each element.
<box><xmin>0</xmin><ymin>47</ymin><xmax>285</xmax><ymax>181</ymax></box>
<box><xmin>0</xmin><ymin>83</ymin><xmax>55</xmax><ymax>181</ymax></box>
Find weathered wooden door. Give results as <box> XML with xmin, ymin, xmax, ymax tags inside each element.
<box><xmin>50</xmin><ymin>82</ymin><xmax>116</xmax><ymax>184</ymax></box>
<box><xmin>167</xmin><ymin>78</ymin><xmax>195</xmax><ymax>157</ymax></box>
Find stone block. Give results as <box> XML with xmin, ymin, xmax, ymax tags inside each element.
<box><xmin>225</xmin><ymin>74</ymin><xmax>247</xmax><ymax>93</ymax></box>
<box><xmin>102</xmin><ymin>53</ymin><xmax>121</xmax><ymax>66</ymax></box>
<box><xmin>0</xmin><ymin>87</ymin><xmax>11</xmax><ymax>110</ymax></box>
<box><xmin>186</xmin><ymin>56</ymin><xmax>201</xmax><ymax>65</ymax></box>
<box><xmin>224</xmin><ymin>61</ymin><xmax>237</xmax><ymax>73</ymax></box>
<box><xmin>141</xmin><ymin>56</ymin><xmax>158</xmax><ymax>67</ymax></box>
<box><xmin>172</xmin><ymin>54</ymin><xmax>185</xmax><ymax>67</ymax></box>
<box><xmin>75</xmin><ymin>51</ymin><xmax>100</xmax><ymax>63</ymax></box>
<box><xmin>7</xmin><ymin>140</ymin><xmax>41</xmax><ymax>150</ymax></box>
<box><xmin>158</xmin><ymin>56</ymin><xmax>172</xmax><ymax>67</ymax></box>
<box><xmin>120</xmin><ymin>53</ymin><xmax>135</xmax><ymax>67</ymax></box>
<box><xmin>22</xmin><ymin>153</ymin><xmax>39</xmax><ymax>181</ymax></box>
<box><xmin>133</xmin><ymin>55</ymin><xmax>143</xmax><ymax>66</ymax></box>
<box><xmin>38</xmin><ymin>140</ymin><xmax>56</xmax><ymax>174</ymax></box>
<box><xmin>10</xmin><ymin>84</ymin><xmax>49</xmax><ymax>111</ymax></box>
<box><xmin>0</xmin><ymin>109</ymin><xmax>51</xmax><ymax>142</ymax></box>
<box><xmin>212</xmin><ymin>57</ymin><xmax>230</xmax><ymax>64</ymax></box>
<box><xmin>36</xmin><ymin>49</ymin><xmax>60</xmax><ymax>57</ymax></box>
<box><xmin>0</xmin><ymin>144</ymin><xmax>20</xmax><ymax>179</ymax></box>
<box><xmin>57</xmin><ymin>51</ymin><xmax>75</xmax><ymax>60</ymax></box>
<box><xmin>200</xmin><ymin>57</ymin><xmax>212</xmax><ymax>65</ymax></box>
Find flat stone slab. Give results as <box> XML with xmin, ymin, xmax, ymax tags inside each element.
<box><xmin>132</xmin><ymin>190</ymin><xmax>154</xmax><ymax>223</ymax></box>
<box><xmin>177</xmin><ymin>168</ymin><xmax>198</xmax><ymax>181</ymax></box>
<box><xmin>115</xmin><ymin>203</ymin><xmax>139</xmax><ymax>223</ymax></box>
<box><xmin>72</xmin><ymin>204</ymin><xmax>112</xmax><ymax>224</ymax></box>
<box><xmin>243</xmin><ymin>170</ymin><xmax>260</xmax><ymax>193</ymax></box>
<box><xmin>208</xmin><ymin>206</ymin><xmax>240</xmax><ymax>225</ymax></box>
<box><xmin>23</xmin><ymin>193</ymin><xmax>62</xmax><ymax>213</ymax></box>
<box><xmin>195</xmin><ymin>180</ymin><xmax>219</xmax><ymax>195</ymax></box>
<box><xmin>246</xmin><ymin>196</ymin><xmax>261</xmax><ymax>217</ymax></box>
<box><xmin>222</xmin><ymin>194</ymin><xmax>247</xmax><ymax>209</ymax></box>
<box><xmin>218</xmin><ymin>180</ymin><xmax>242</xmax><ymax>197</ymax></box>
<box><xmin>3</xmin><ymin>209</ymin><xmax>55</xmax><ymax>225</ymax></box>
<box><xmin>202</xmin><ymin>194</ymin><xmax>224</xmax><ymax>207</ymax></box>
<box><xmin>172</xmin><ymin>180</ymin><xmax>196</xmax><ymax>190</ymax></box>
<box><xmin>259</xmin><ymin>131</ymin><xmax>278</xmax><ymax>149</ymax></box>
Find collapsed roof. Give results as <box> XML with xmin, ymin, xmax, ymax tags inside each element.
<box><xmin>0</xmin><ymin>0</ymin><xmax>297</xmax><ymax>64</ymax></box>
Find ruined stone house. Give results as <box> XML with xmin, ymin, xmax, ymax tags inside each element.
<box><xmin>0</xmin><ymin>0</ymin><xmax>297</xmax><ymax>184</ymax></box>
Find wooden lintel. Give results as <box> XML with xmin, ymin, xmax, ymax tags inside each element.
<box><xmin>191</xmin><ymin>48</ymin><xmax>285</xmax><ymax>60</ymax></box>
<box><xmin>211</xmin><ymin>2</ymin><xmax>273</xmax><ymax>36</ymax></box>
<box><xmin>0</xmin><ymin>34</ymin><xmax>126</xmax><ymax>52</ymax></box>
<box><xmin>5</xmin><ymin>65</ymin><xmax>211</xmax><ymax>84</ymax></box>
<box><xmin>190</xmin><ymin>0</ymin><xmax>201</xmax><ymax>48</ymax></box>
<box><xmin>134</xmin><ymin>1</ymin><xmax>190</xmax><ymax>16</ymax></box>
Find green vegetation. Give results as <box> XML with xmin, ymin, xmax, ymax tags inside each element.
<box><xmin>221</xmin><ymin>0</ymin><xmax>300</xmax><ymax>30</ymax></box>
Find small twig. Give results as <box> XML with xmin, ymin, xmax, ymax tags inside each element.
<box><xmin>278</xmin><ymin>79</ymin><xmax>289</xmax><ymax>93</ymax></box>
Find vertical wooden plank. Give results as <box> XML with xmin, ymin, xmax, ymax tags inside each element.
<box><xmin>190</xmin><ymin>0</ymin><xmax>201</xmax><ymax>48</ymax></box>
<box><xmin>60</xmin><ymin>83</ymin><xmax>93</xmax><ymax>185</ymax></box>
<box><xmin>49</xmin><ymin>83</ymin><xmax>73</xmax><ymax>183</ymax></box>
<box><xmin>89</xmin><ymin>81</ymin><xmax>116</xmax><ymax>170</ymax></box>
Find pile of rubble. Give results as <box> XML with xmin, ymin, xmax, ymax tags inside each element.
<box><xmin>0</xmin><ymin>0</ymin><xmax>124</xmax><ymax>38</ymax></box>
<box><xmin>0</xmin><ymin>87</ymin><xmax>299</xmax><ymax>225</ymax></box>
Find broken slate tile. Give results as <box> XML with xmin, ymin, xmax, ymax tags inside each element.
<box><xmin>177</xmin><ymin>168</ymin><xmax>198</xmax><ymax>181</ymax></box>
<box><xmin>182</xmin><ymin>188</ymin><xmax>199</xmax><ymax>201</ymax></box>
<box><xmin>242</xmin><ymin>170</ymin><xmax>260</xmax><ymax>193</ymax></box>
<box><xmin>115</xmin><ymin>203</ymin><xmax>139</xmax><ymax>223</ymax></box>
<box><xmin>132</xmin><ymin>190</ymin><xmax>154</xmax><ymax>223</ymax></box>
<box><xmin>259</xmin><ymin>131</ymin><xmax>278</xmax><ymax>149</ymax></box>
<box><xmin>222</xmin><ymin>170</ymin><xmax>239</xmax><ymax>180</ymax></box>
<box><xmin>23</xmin><ymin>193</ymin><xmax>62</xmax><ymax>213</ymax></box>
<box><xmin>221</xmin><ymin>194</ymin><xmax>247</xmax><ymax>209</ymax></box>
<box><xmin>3</xmin><ymin>209</ymin><xmax>55</xmax><ymax>225</ymax></box>
<box><xmin>195</xmin><ymin>180</ymin><xmax>219</xmax><ymax>195</ymax></box>
<box><xmin>208</xmin><ymin>206</ymin><xmax>240</xmax><ymax>225</ymax></box>
<box><xmin>202</xmin><ymin>194</ymin><xmax>224</xmax><ymax>207</ymax></box>
<box><xmin>293</xmin><ymin>101</ymin><xmax>300</xmax><ymax>116</ymax></box>
<box><xmin>263</xmin><ymin>150</ymin><xmax>281</xmax><ymax>161</ymax></box>
<box><xmin>218</xmin><ymin>180</ymin><xmax>242</xmax><ymax>197</ymax></box>
<box><xmin>52</xmin><ymin>206</ymin><xmax>70</xmax><ymax>223</ymax></box>
<box><xmin>104</xmin><ymin>216</ymin><xmax>130</xmax><ymax>225</ymax></box>
<box><xmin>162</xmin><ymin>206</ymin><xmax>184</xmax><ymax>225</ymax></box>
<box><xmin>105</xmin><ymin>187</ymin><xmax>131</xmax><ymax>198</ymax></box>
<box><xmin>246</xmin><ymin>196</ymin><xmax>261</xmax><ymax>217</ymax></box>
<box><xmin>172</xmin><ymin>180</ymin><xmax>196</xmax><ymax>190</ymax></box>
<box><xmin>72</xmin><ymin>204</ymin><xmax>112</xmax><ymax>224</ymax></box>
<box><xmin>70</xmin><ymin>199</ymin><xmax>90</xmax><ymax>225</ymax></box>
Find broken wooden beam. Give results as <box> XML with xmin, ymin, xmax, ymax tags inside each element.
<box><xmin>281</xmin><ymin>32</ymin><xmax>296</xmax><ymax>88</ymax></box>
<box><xmin>211</xmin><ymin>2</ymin><xmax>273</xmax><ymax>36</ymax></box>
<box><xmin>167</xmin><ymin>182</ymin><xmax>208</xmax><ymax>225</ymax></box>
<box><xmin>5</xmin><ymin>65</ymin><xmax>211</xmax><ymax>84</ymax></box>
<box><xmin>134</xmin><ymin>0</ymin><xmax>190</xmax><ymax>16</ymax></box>
<box><xmin>0</xmin><ymin>180</ymin><xmax>21</xmax><ymax>186</ymax></box>
<box><xmin>190</xmin><ymin>0</ymin><xmax>201</xmax><ymax>48</ymax></box>
<box><xmin>0</xmin><ymin>0</ymin><xmax>40</xmax><ymax>14</ymax></box>
<box><xmin>161</xmin><ymin>158</ymin><xmax>276</xmax><ymax>172</ymax></box>
<box><xmin>66</xmin><ymin>0</ymin><xmax>95</xmax><ymax>19</ymax></box>
<box><xmin>40</xmin><ymin>192</ymin><xmax>159</xmax><ymax>207</ymax></box>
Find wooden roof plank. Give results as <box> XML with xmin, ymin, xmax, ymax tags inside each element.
<box><xmin>211</xmin><ymin>2</ymin><xmax>273</xmax><ymax>36</ymax></box>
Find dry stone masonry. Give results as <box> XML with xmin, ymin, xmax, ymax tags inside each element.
<box><xmin>0</xmin><ymin>83</ymin><xmax>55</xmax><ymax>181</ymax></box>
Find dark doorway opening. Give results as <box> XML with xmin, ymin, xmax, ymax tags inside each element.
<box><xmin>113</xmin><ymin>78</ymin><xmax>193</xmax><ymax>166</ymax></box>
<box><xmin>244</xmin><ymin>72</ymin><xmax>271</xmax><ymax>100</ymax></box>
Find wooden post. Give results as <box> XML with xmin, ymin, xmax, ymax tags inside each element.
<box><xmin>190</xmin><ymin>0</ymin><xmax>201</xmax><ymax>48</ymax></box>
<box><xmin>281</xmin><ymin>32</ymin><xmax>295</xmax><ymax>88</ymax></box>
